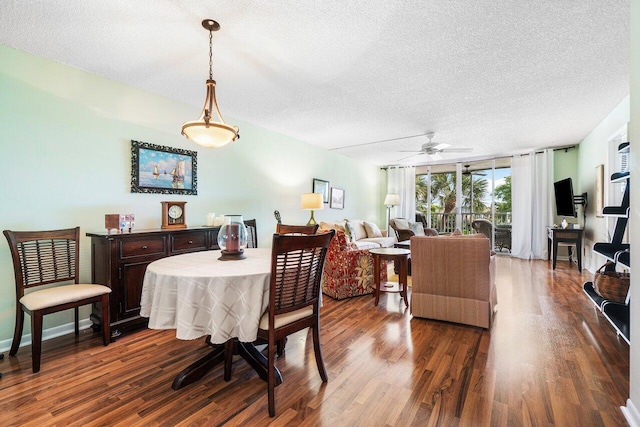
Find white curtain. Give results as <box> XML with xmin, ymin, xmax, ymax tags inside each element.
<box><xmin>387</xmin><ymin>166</ymin><xmax>416</xmax><ymax>221</ymax></box>
<box><xmin>511</xmin><ymin>149</ymin><xmax>554</xmax><ymax>259</ymax></box>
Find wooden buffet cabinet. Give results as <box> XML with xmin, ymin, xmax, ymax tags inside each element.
<box><xmin>87</xmin><ymin>227</ymin><xmax>220</xmax><ymax>337</ymax></box>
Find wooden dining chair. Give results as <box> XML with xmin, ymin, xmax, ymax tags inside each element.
<box><xmin>3</xmin><ymin>227</ymin><xmax>111</xmax><ymax>373</ymax></box>
<box><xmin>275</xmin><ymin>223</ymin><xmax>319</xmax><ymax>235</ymax></box>
<box><xmin>244</xmin><ymin>219</ymin><xmax>257</xmax><ymax>248</ymax></box>
<box><xmin>256</xmin><ymin>229</ymin><xmax>335</xmax><ymax>417</ymax></box>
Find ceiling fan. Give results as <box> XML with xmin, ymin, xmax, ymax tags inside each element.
<box><xmin>398</xmin><ymin>132</ymin><xmax>472</xmax><ymax>161</ymax></box>
<box><xmin>462</xmin><ymin>164</ymin><xmax>487</xmax><ymax>176</ymax></box>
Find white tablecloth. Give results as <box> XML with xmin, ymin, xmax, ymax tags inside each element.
<box><xmin>140</xmin><ymin>248</ymin><xmax>271</xmax><ymax>343</ymax></box>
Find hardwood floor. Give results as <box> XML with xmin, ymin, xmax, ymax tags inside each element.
<box><xmin>0</xmin><ymin>257</ymin><xmax>630</xmax><ymax>426</ymax></box>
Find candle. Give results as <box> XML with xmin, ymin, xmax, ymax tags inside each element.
<box><xmin>226</xmin><ymin>224</ymin><xmax>240</xmax><ymax>252</ymax></box>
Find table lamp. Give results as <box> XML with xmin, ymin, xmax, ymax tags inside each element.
<box><xmin>384</xmin><ymin>193</ymin><xmax>400</xmax><ymax>235</ymax></box>
<box><xmin>301</xmin><ymin>193</ymin><xmax>324</xmax><ymax>226</ymax></box>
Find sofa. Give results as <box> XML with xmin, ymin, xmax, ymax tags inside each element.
<box><xmin>410</xmin><ymin>234</ymin><xmax>497</xmax><ymax>329</ymax></box>
<box><xmin>321</xmin><ymin>230</ymin><xmax>388</xmax><ymax>300</ymax></box>
<box><xmin>318</xmin><ymin>219</ymin><xmax>396</xmax><ymax>249</ymax></box>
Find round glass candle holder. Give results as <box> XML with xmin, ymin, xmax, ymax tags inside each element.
<box><xmin>217</xmin><ymin>214</ymin><xmax>248</xmax><ymax>260</ymax></box>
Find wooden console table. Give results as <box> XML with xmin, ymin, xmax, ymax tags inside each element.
<box><xmin>547</xmin><ymin>226</ymin><xmax>584</xmax><ymax>272</ymax></box>
<box><xmin>87</xmin><ymin>227</ymin><xmax>220</xmax><ymax>337</ymax></box>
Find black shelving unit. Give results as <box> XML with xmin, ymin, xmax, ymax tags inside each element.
<box><xmin>583</xmin><ymin>141</ymin><xmax>631</xmax><ymax>344</ymax></box>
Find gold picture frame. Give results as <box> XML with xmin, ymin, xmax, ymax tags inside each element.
<box><xmin>595</xmin><ymin>164</ymin><xmax>604</xmax><ymax>217</ymax></box>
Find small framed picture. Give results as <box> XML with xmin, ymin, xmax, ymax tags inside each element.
<box><xmin>330</xmin><ymin>187</ymin><xmax>344</xmax><ymax>209</ymax></box>
<box><xmin>313</xmin><ymin>178</ymin><xmax>330</xmax><ymax>203</ymax></box>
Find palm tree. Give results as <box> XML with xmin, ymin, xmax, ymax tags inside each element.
<box><xmin>463</xmin><ymin>175</ymin><xmax>489</xmax><ymax>214</ymax></box>
<box><xmin>420</xmin><ymin>173</ymin><xmax>489</xmax><ymax>214</ymax></box>
<box><xmin>415</xmin><ymin>175</ymin><xmax>430</xmax><ymax>213</ymax></box>
<box><xmin>416</xmin><ymin>172</ymin><xmax>490</xmax><ymax>232</ymax></box>
<box><xmin>430</xmin><ymin>173</ymin><xmax>457</xmax><ymax>213</ymax></box>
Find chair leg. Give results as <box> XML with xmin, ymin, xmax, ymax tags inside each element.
<box><xmin>276</xmin><ymin>337</ymin><xmax>287</xmax><ymax>357</ymax></box>
<box><xmin>74</xmin><ymin>307</ymin><xmax>79</xmax><ymax>335</ymax></box>
<box><xmin>267</xmin><ymin>337</ymin><xmax>276</xmax><ymax>417</ymax></box>
<box><xmin>9</xmin><ymin>307</ymin><xmax>24</xmax><ymax>356</ymax></box>
<box><xmin>31</xmin><ymin>311</ymin><xmax>43</xmax><ymax>373</ymax></box>
<box><xmin>101</xmin><ymin>294</ymin><xmax>111</xmax><ymax>346</ymax></box>
<box><xmin>312</xmin><ymin>325</ymin><xmax>328</xmax><ymax>382</ymax></box>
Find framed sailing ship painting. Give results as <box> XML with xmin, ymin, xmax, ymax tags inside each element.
<box><xmin>131</xmin><ymin>140</ymin><xmax>198</xmax><ymax>195</ymax></box>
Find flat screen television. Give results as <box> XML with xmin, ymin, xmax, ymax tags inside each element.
<box><xmin>554</xmin><ymin>178</ymin><xmax>577</xmax><ymax>217</ymax></box>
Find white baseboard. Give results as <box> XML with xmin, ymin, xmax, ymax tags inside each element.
<box><xmin>0</xmin><ymin>319</ymin><xmax>94</xmax><ymax>353</ymax></box>
<box><xmin>622</xmin><ymin>399</ymin><xmax>640</xmax><ymax>427</ymax></box>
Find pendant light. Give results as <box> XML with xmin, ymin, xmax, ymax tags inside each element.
<box><xmin>181</xmin><ymin>19</ymin><xmax>239</xmax><ymax>148</ymax></box>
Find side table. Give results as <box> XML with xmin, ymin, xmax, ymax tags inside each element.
<box><xmin>547</xmin><ymin>226</ymin><xmax>584</xmax><ymax>272</ymax></box>
<box><xmin>393</xmin><ymin>240</ymin><xmax>411</xmax><ymax>275</ymax></box>
<box><xmin>370</xmin><ymin>248</ymin><xmax>410</xmax><ymax>307</ymax></box>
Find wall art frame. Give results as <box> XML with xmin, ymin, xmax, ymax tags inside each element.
<box><xmin>131</xmin><ymin>140</ymin><xmax>197</xmax><ymax>195</ymax></box>
<box><xmin>595</xmin><ymin>164</ymin><xmax>604</xmax><ymax>217</ymax></box>
<box><xmin>330</xmin><ymin>187</ymin><xmax>345</xmax><ymax>209</ymax></box>
<box><xmin>313</xmin><ymin>178</ymin><xmax>330</xmax><ymax>203</ymax></box>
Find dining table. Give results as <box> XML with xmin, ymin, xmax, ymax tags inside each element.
<box><xmin>139</xmin><ymin>248</ymin><xmax>282</xmax><ymax>390</ymax></box>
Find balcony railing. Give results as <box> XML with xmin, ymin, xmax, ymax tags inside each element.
<box><xmin>426</xmin><ymin>212</ymin><xmax>512</xmax><ymax>235</ymax></box>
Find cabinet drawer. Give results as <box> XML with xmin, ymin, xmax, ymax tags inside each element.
<box><xmin>119</xmin><ymin>237</ymin><xmax>167</xmax><ymax>259</ymax></box>
<box><xmin>171</xmin><ymin>231</ymin><xmax>208</xmax><ymax>254</ymax></box>
<box><xmin>555</xmin><ymin>232</ymin><xmax>579</xmax><ymax>240</ymax></box>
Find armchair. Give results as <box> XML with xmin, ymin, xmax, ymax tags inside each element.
<box><xmin>410</xmin><ymin>234</ymin><xmax>497</xmax><ymax>329</ymax></box>
<box><xmin>322</xmin><ymin>230</ymin><xmax>387</xmax><ymax>300</ymax></box>
<box><xmin>390</xmin><ymin>218</ymin><xmax>438</xmax><ymax>242</ymax></box>
<box><xmin>415</xmin><ymin>212</ymin><xmax>428</xmax><ymax>229</ymax></box>
<box><xmin>471</xmin><ymin>219</ymin><xmax>511</xmax><ymax>252</ymax></box>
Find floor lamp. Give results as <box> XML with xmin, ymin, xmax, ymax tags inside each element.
<box><xmin>384</xmin><ymin>193</ymin><xmax>400</xmax><ymax>236</ymax></box>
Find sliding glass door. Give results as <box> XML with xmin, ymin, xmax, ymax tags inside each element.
<box><xmin>416</xmin><ymin>158</ymin><xmax>512</xmax><ymax>252</ymax></box>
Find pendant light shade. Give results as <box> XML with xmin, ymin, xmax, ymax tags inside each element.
<box><xmin>181</xmin><ymin>19</ymin><xmax>239</xmax><ymax>148</ymax></box>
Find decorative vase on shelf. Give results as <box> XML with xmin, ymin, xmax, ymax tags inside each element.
<box><xmin>561</xmin><ymin>218</ymin><xmax>568</xmax><ymax>229</ymax></box>
<box><xmin>217</xmin><ymin>214</ymin><xmax>248</xmax><ymax>260</ymax></box>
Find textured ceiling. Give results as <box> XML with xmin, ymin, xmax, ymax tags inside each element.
<box><xmin>0</xmin><ymin>1</ymin><xmax>630</xmax><ymax>166</ymax></box>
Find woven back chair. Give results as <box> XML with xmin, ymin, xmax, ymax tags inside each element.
<box><xmin>275</xmin><ymin>223</ymin><xmax>319</xmax><ymax>235</ymax></box>
<box><xmin>3</xmin><ymin>227</ymin><xmax>111</xmax><ymax>373</ymax></box>
<box><xmin>471</xmin><ymin>219</ymin><xmax>492</xmax><ymax>239</ymax></box>
<box><xmin>256</xmin><ymin>230</ymin><xmax>335</xmax><ymax>417</ymax></box>
<box><xmin>244</xmin><ymin>219</ymin><xmax>258</xmax><ymax>248</ymax></box>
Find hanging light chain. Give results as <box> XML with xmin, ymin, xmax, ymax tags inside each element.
<box><xmin>208</xmin><ymin>28</ymin><xmax>213</xmax><ymax>80</ymax></box>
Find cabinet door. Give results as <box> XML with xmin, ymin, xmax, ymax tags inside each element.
<box><xmin>120</xmin><ymin>261</ymin><xmax>152</xmax><ymax>319</ymax></box>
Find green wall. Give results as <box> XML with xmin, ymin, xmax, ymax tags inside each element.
<box><xmin>0</xmin><ymin>45</ymin><xmax>382</xmax><ymax>347</ymax></box>
<box><xmin>553</xmin><ymin>147</ymin><xmax>579</xmax><ymax>225</ymax></box>
<box><xmin>576</xmin><ymin>95</ymin><xmax>630</xmax><ymax>272</ymax></box>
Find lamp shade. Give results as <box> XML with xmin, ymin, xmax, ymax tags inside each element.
<box><xmin>384</xmin><ymin>193</ymin><xmax>400</xmax><ymax>207</ymax></box>
<box><xmin>301</xmin><ymin>193</ymin><xmax>324</xmax><ymax>210</ymax></box>
<box><xmin>181</xmin><ymin>80</ymin><xmax>240</xmax><ymax>148</ymax></box>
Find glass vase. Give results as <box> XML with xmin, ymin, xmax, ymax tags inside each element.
<box><xmin>217</xmin><ymin>214</ymin><xmax>248</xmax><ymax>260</ymax></box>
